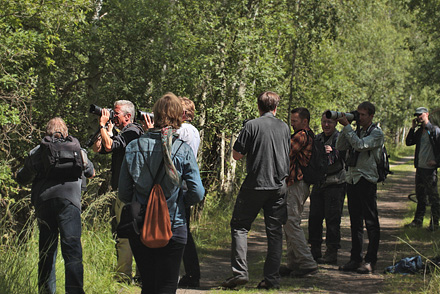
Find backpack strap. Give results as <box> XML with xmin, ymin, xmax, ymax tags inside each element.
<box><xmin>137</xmin><ymin>137</ymin><xmax>185</xmax><ymax>227</ymax></box>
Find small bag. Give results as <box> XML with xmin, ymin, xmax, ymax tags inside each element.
<box><xmin>140</xmin><ymin>183</ymin><xmax>172</xmax><ymax>248</ymax></box>
<box><xmin>137</xmin><ymin>139</ymin><xmax>184</xmax><ymax>248</ymax></box>
<box><xmin>117</xmin><ymin>199</ymin><xmax>142</xmax><ymax>239</ymax></box>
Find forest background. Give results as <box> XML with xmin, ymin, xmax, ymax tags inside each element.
<box><xmin>2</xmin><ymin>0</ymin><xmax>440</xmax><ymax>292</ymax></box>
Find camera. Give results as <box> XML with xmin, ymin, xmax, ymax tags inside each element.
<box><xmin>325</xmin><ymin>110</ymin><xmax>359</xmax><ymax>122</ymax></box>
<box><xmin>89</xmin><ymin>104</ymin><xmax>115</xmax><ymax>121</ymax></box>
<box><xmin>136</xmin><ymin>110</ymin><xmax>154</xmax><ymax>122</ymax></box>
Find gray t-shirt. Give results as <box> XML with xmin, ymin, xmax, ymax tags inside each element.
<box><xmin>418</xmin><ymin>131</ymin><xmax>436</xmax><ymax>169</ymax></box>
<box><xmin>233</xmin><ymin>112</ymin><xmax>290</xmax><ymax>190</ymax></box>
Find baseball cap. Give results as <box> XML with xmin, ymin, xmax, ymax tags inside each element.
<box><xmin>414</xmin><ymin>107</ymin><xmax>428</xmax><ymax>116</ymax></box>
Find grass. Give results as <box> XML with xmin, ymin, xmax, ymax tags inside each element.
<box><xmin>380</xmin><ymin>153</ymin><xmax>440</xmax><ymax>294</ymax></box>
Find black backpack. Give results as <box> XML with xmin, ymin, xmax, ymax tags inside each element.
<box><xmin>298</xmin><ymin>130</ymin><xmax>328</xmax><ymax>185</ymax></box>
<box><xmin>40</xmin><ymin>134</ymin><xmax>84</xmax><ymax>180</ymax></box>
<box><xmin>365</xmin><ymin>125</ymin><xmax>393</xmax><ymax>183</ymax></box>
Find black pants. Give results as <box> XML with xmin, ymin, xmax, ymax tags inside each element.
<box><xmin>182</xmin><ymin>207</ymin><xmax>200</xmax><ymax>280</ymax></box>
<box><xmin>129</xmin><ymin>237</ymin><xmax>185</xmax><ymax>294</ymax></box>
<box><xmin>230</xmin><ymin>187</ymin><xmax>287</xmax><ymax>288</ymax></box>
<box><xmin>308</xmin><ymin>183</ymin><xmax>346</xmax><ymax>248</ymax></box>
<box><xmin>347</xmin><ymin>177</ymin><xmax>380</xmax><ymax>264</ymax></box>
<box><xmin>414</xmin><ymin>168</ymin><xmax>440</xmax><ymax>225</ymax></box>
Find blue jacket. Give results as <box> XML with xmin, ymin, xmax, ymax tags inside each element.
<box><xmin>118</xmin><ymin>131</ymin><xmax>205</xmax><ymax>229</ymax></box>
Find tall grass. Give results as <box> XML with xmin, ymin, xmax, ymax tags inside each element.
<box><xmin>383</xmin><ymin>151</ymin><xmax>440</xmax><ymax>293</ymax></box>
<box><xmin>0</xmin><ymin>191</ymin><xmax>133</xmax><ymax>294</ymax></box>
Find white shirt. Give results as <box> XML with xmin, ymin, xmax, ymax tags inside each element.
<box><xmin>177</xmin><ymin>122</ymin><xmax>200</xmax><ymax>157</ymax></box>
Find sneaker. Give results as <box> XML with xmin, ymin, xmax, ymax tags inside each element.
<box><xmin>404</xmin><ymin>221</ymin><xmax>422</xmax><ymax>228</ymax></box>
<box><xmin>339</xmin><ymin>260</ymin><xmax>361</xmax><ymax>272</ymax></box>
<box><xmin>178</xmin><ymin>275</ymin><xmax>200</xmax><ymax>288</ymax></box>
<box><xmin>290</xmin><ymin>267</ymin><xmax>319</xmax><ymax>277</ymax></box>
<box><xmin>279</xmin><ymin>265</ymin><xmax>293</xmax><ymax>277</ymax></box>
<box><xmin>221</xmin><ymin>276</ymin><xmax>248</xmax><ymax>289</ymax></box>
<box><xmin>356</xmin><ymin>262</ymin><xmax>375</xmax><ymax>274</ymax></box>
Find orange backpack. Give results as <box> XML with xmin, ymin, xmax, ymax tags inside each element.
<box><xmin>138</xmin><ymin>139</ymin><xmax>183</xmax><ymax>248</ymax></box>
<box><xmin>141</xmin><ymin>183</ymin><xmax>172</xmax><ymax>248</ymax></box>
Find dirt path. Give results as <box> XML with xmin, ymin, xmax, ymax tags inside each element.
<box><xmin>176</xmin><ymin>156</ymin><xmax>425</xmax><ymax>293</ymax></box>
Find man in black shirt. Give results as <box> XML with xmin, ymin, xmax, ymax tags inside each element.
<box><xmin>222</xmin><ymin>91</ymin><xmax>290</xmax><ymax>290</ymax></box>
<box><xmin>93</xmin><ymin>100</ymin><xmax>143</xmax><ymax>282</ymax></box>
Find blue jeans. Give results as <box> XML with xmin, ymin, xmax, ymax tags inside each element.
<box><xmin>36</xmin><ymin>198</ymin><xmax>84</xmax><ymax>294</ymax></box>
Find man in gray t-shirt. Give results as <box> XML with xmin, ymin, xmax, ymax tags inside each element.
<box><xmin>405</xmin><ymin>107</ymin><xmax>440</xmax><ymax>231</ymax></box>
<box><xmin>221</xmin><ymin>91</ymin><xmax>290</xmax><ymax>290</ymax></box>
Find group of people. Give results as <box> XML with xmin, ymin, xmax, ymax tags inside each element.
<box><xmin>221</xmin><ymin>95</ymin><xmax>440</xmax><ymax>290</ymax></box>
<box><xmin>16</xmin><ymin>88</ymin><xmax>440</xmax><ymax>293</ymax></box>
<box><xmin>220</xmin><ymin>94</ymin><xmax>385</xmax><ymax>290</ymax></box>
<box><xmin>17</xmin><ymin>93</ymin><xmax>205</xmax><ymax>294</ymax></box>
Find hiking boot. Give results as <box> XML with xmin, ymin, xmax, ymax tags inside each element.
<box><xmin>404</xmin><ymin>221</ymin><xmax>422</xmax><ymax>228</ymax></box>
<box><xmin>178</xmin><ymin>275</ymin><xmax>200</xmax><ymax>288</ymax></box>
<box><xmin>290</xmin><ymin>267</ymin><xmax>319</xmax><ymax>278</ymax></box>
<box><xmin>356</xmin><ymin>262</ymin><xmax>375</xmax><ymax>274</ymax></box>
<box><xmin>339</xmin><ymin>260</ymin><xmax>361</xmax><ymax>272</ymax></box>
<box><xmin>221</xmin><ymin>276</ymin><xmax>248</xmax><ymax>289</ymax></box>
<box><xmin>321</xmin><ymin>248</ymin><xmax>338</xmax><ymax>265</ymax></box>
<box><xmin>279</xmin><ymin>265</ymin><xmax>294</xmax><ymax>277</ymax></box>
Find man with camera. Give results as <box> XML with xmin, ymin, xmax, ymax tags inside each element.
<box><xmin>308</xmin><ymin>111</ymin><xmax>346</xmax><ymax>265</ymax></box>
<box><xmin>92</xmin><ymin>100</ymin><xmax>144</xmax><ymax>283</ymax></box>
<box><xmin>405</xmin><ymin>107</ymin><xmax>440</xmax><ymax>231</ymax></box>
<box><xmin>335</xmin><ymin>101</ymin><xmax>384</xmax><ymax>274</ymax></box>
<box><xmin>16</xmin><ymin>117</ymin><xmax>95</xmax><ymax>294</ymax></box>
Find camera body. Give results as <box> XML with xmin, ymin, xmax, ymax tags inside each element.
<box><xmin>89</xmin><ymin>104</ymin><xmax>115</xmax><ymax>121</ymax></box>
<box><xmin>136</xmin><ymin>110</ymin><xmax>154</xmax><ymax>122</ymax></box>
<box><xmin>325</xmin><ymin>110</ymin><xmax>359</xmax><ymax>122</ymax></box>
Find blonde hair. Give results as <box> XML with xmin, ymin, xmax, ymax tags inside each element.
<box><xmin>152</xmin><ymin>93</ymin><xmax>183</xmax><ymax>129</ymax></box>
<box><xmin>46</xmin><ymin>117</ymin><xmax>68</xmax><ymax>138</ymax></box>
<box><xmin>179</xmin><ymin>96</ymin><xmax>195</xmax><ymax>122</ymax></box>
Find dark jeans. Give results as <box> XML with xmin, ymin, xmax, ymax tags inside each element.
<box><xmin>414</xmin><ymin>168</ymin><xmax>440</xmax><ymax>225</ymax></box>
<box><xmin>230</xmin><ymin>186</ymin><xmax>287</xmax><ymax>288</ymax></box>
<box><xmin>182</xmin><ymin>207</ymin><xmax>200</xmax><ymax>280</ymax></box>
<box><xmin>347</xmin><ymin>177</ymin><xmax>380</xmax><ymax>264</ymax></box>
<box><xmin>129</xmin><ymin>237</ymin><xmax>185</xmax><ymax>294</ymax></box>
<box><xmin>36</xmin><ymin>198</ymin><xmax>84</xmax><ymax>294</ymax></box>
<box><xmin>308</xmin><ymin>183</ymin><xmax>346</xmax><ymax>248</ymax></box>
